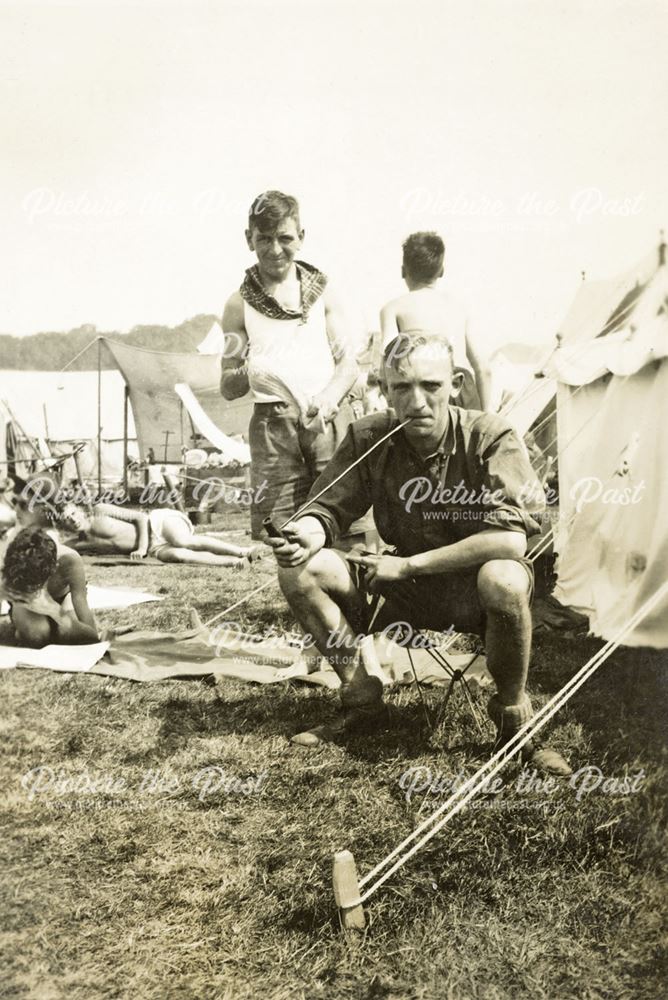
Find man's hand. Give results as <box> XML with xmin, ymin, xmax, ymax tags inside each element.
<box><xmin>302</xmin><ymin>395</ymin><xmax>338</xmax><ymax>434</ymax></box>
<box><xmin>130</xmin><ymin>548</ymin><xmax>147</xmax><ymax>561</ymax></box>
<box><xmin>306</xmin><ymin>394</ymin><xmax>339</xmax><ymax>423</ymax></box>
<box><xmin>266</xmin><ymin>519</ymin><xmax>325</xmax><ymax>568</ymax></box>
<box><xmin>355</xmin><ymin>553</ymin><xmax>412</xmax><ymax>592</ymax></box>
<box><xmin>3</xmin><ymin>586</ymin><xmax>67</xmax><ymax>621</ymax></box>
<box><xmin>2</xmin><ymin>586</ymin><xmax>32</xmax><ymax>606</ymax></box>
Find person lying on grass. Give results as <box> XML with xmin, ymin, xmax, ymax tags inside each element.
<box><xmin>1</xmin><ymin>526</ymin><xmax>101</xmax><ymax>647</ymax></box>
<box><xmin>56</xmin><ymin>501</ymin><xmax>262</xmax><ymax>568</ymax></box>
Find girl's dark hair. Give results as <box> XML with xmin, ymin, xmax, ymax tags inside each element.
<box><xmin>2</xmin><ymin>527</ymin><xmax>57</xmax><ymax>593</ymax></box>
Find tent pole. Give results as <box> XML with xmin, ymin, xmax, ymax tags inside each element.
<box><xmin>122</xmin><ymin>383</ymin><xmax>129</xmax><ymax>496</ymax></box>
<box><xmin>97</xmin><ymin>338</ymin><xmax>102</xmax><ymax>494</ymax></box>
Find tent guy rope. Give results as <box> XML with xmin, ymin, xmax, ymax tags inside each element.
<box><xmin>331</xmin><ymin>578</ymin><xmax>668</xmax><ymax>928</ymax></box>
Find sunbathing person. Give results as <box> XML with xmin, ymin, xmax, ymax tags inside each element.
<box><xmin>58</xmin><ymin>501</ymin><xmax>262</xmax><ymax>567</ymax></box>
<box><xmin>1</xmin><ymin>526</ymin><xmax>100</xmax><ymax>647</ymax></box>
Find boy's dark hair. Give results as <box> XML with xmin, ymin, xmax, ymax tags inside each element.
<box><xmin>2</xmin><ymin>527</ymin><xmax>57</xmax><ymax>594</ymax></box>
<box><xmin>402</xmin><ymin>231</ymin><xmax>445</xmax><ymax>283</ymax></box>
<box><xmin>248</xmin><ymin>190</ymin><xmax>301</xmax><ymax>233</ymax></box>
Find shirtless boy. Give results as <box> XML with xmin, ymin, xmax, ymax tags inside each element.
<box><xmin>379</xmin><ymin>232</ymin><xmax>492</xmax><ymax>410</ymax></box>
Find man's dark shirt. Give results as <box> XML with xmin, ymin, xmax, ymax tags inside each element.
<box><xmin>302</xmin><ymin>407</ymin><xmax>545</xmax><ymax>556</ymax></box>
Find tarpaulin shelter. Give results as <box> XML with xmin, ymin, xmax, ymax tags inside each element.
<box><xmin>544</xmin><ymin>242</ymin><xmax>668</xmax><ymax>648</ymax></box>
<box><xmin>196</xmin><ymin>320</ymin><xmax>225</xmax><ymax>355</ymax></box>
<box><xmin>1</xmin><ymin>338</ymin><xmax>254</xmax><ymax>485</ymax></box>
<box><xmin>101</xmin><ymin>339</ymin><xmax>253</xmax><ymax>465</ymax></box>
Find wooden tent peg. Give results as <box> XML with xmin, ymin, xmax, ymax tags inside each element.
<box><xmin>332</xmin><ymin>850</ymin><xmax>366</xmax><ymax>931</ymax></box>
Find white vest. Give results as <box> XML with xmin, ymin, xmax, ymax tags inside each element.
<box><xmin>244</xmin><ymin>298</ymin><xmax>335</xmax><ymax>404</ymax></box>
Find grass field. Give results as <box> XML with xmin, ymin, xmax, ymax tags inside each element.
<box><xmin>2</xmin><ymin>513</ymin><xmax>667</xmax><ymax>1000</ymax></box>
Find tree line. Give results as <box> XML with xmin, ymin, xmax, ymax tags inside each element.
<box><xmin>0</xmin><ymin>315</ymin><xmax>218</xmax><ymax>370</ymax></box>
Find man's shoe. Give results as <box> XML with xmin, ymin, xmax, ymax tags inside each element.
<box><xmin>488</xmin><ymin>693</ymin><xmax>572</xmax><ymax>777</ymax></box>
<box><xmin>291</xmin><ymin>675</ymin><xmax>386</xmax><ymax>748</ymax></box>
<box><xmin>291</xmin><ymin>703</ymin><xmax>388</xmax><ymax>747</ymax></box>
<box><xmin>493</xmin><ymin>731</ymin><xmax>573</xmax><ymax>777</ymax></box>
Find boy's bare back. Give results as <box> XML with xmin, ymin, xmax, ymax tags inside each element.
<box><xmin>380</xmin><ymin>287</ymin><xmax>468</xmax><ymax>367</ymax></box>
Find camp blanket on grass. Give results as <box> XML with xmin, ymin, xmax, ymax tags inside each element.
<box><xmin>6</xmin><ymin>615</ymin><xmax>492</xmax><ymax>688</ymax></box>
<box><xmin>0</xmin><ymin>641</ymin><xmax>110</xmax><ymax>672</ymax></box>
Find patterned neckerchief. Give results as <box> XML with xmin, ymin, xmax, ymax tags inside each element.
<box><xmin>239</xmin><ymin>260</ymin><xmax>328</xmax><ymax>322</ymax></box>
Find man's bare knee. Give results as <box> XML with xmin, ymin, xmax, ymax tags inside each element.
<box><xmin>278</xmin><ymin>551</ymin><xmax>330</xmax><ymax>600</ymax></box>
<box><xmin>277</xmin><ymin>549</ymin><xmax>353</xmax><ymax>605</ymax></box>
<box><xmin>478</xmin><ymin>559</ymin><xmax>530</xmax><ymax>615</ymax></box>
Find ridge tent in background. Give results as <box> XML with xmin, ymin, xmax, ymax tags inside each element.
<box><xmin>196</xmin><ymin>320</ymin><xmax>225</xmax><ymax>355</ymax></box>
<box><xmin>544</xmin><ymin>242</ymin><xmax>668</xmax><ymax>649</ymax></box>
<box><xmin>0</xmin><ymin>369</ymin><xmax>137</xmax><ymax>480</ymax></box>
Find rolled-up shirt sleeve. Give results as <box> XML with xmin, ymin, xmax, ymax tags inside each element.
<box><xmin>298</xmin><ymin>426</ymin><xmax>373</xmax><ymax>545</ymax></box>
<box><xmin>478</xmin><ymin>426</ymin><xmax>545</xmax><ymax>537</ymax></box>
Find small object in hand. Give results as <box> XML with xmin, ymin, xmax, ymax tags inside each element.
<box><xmin>263</xmin><ymin>517</ymin><xmax>286</xmax><ymax>540</ymax></box>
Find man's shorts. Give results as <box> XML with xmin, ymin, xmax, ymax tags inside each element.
<box><xmin>147</xmin><ymin>509</ymin><xmax>194</xmax><ymax>557</ymax></box>
<box><xmin>346</xmin><ymin>554</ymin><xmax>535</xmax><ymax>639</ymax></box>
<box><xmin>248</xmin><ymin>398</ymin><xmax>357</xmax><ymax>540</ymax></box>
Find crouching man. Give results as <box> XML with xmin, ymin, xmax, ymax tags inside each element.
<box><xmin>268</xmin><ymin>333</ymin><xmax>570</xmax><ymax>775</ymax></box>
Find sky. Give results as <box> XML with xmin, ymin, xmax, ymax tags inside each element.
<box><xmin>1</xmin><ymin>0</ymin><xmax>667</xmax><ymax>353</ymax></box>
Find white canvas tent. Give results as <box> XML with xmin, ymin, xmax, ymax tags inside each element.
<box><xmin>0</xmin><ymin>369</ymin><xmax>138</xmax><ymax>481</ymax></box>
<box><xmin>197</xmin><ymin>320</ymin><xmax>225</xmax><ymax>355</ymax></box>
<box><xmin>492</xmin><ymin>343</ymin><xmax>558</xmax><ymax>486</ymax></box>
<box><xmin>1</xmin><ymin>334</ymin><xmax>255</xmax><ymax>487</ymax></box>
<box><xmin>544</xmin><ymin>244</ymin><xmax>668</xmax><ymax>648</ymax></box>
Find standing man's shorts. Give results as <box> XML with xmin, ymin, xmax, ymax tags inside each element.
<box><xmin>248</xmin><ymin>399</ymin><xmax>356</xmax><ymax>539</ymax></box>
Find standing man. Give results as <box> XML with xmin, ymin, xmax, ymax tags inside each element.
<box><xmin>379</xmin><ymin>232</ymin><xmax>492</xmax><ymax>410</ymax></box>
<box><xmin>268</xmin><ymin>334</ymin><xmax>570</xmax><ymax>775</ymax></box>
<box><xmin>221</xmin><ymin>191</ymin><xmax>360</xmax><ymax>539</ymax></box>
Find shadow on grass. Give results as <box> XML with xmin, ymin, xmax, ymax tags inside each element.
<box><xmin>142</xmin><ymin>690</ymin><xmax>303</xmax><ymax>756</ymax></box>
<box><xmin>531</xmin><ymin>634</ymin><xmax>668</xmax><ymax>761</ymax></box>
<box><xmin>138</xmin><ymin>680</ymin><xmax>491</xmax><ymax>772</ymax></box>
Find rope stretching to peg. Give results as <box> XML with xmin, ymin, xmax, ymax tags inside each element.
<box><xmin>346</xmin><ymin>580</ymin><xmax>668</xmax><ymax>907</ymax></box>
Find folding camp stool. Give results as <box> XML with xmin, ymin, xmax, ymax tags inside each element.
<box><xmin>394</xmin><ymin>625</ymin><xmax>487</xmax><ymax>735</ymax></box>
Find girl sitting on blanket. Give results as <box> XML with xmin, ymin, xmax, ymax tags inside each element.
<box><xmin>1</xmin><ymin>527</ymin><xmax>101</xmax><ymax>647</ymax></box>
<box><xmin>56</xmin><ymin>501</ymin><xmax>263</xmax><ymax>568</ymax></box>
